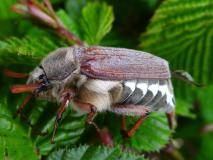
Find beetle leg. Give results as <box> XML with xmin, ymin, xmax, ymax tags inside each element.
<box><xmin>166</xmin><ymin>112</ymin><xmax>174</xmax><ymax>129</ymax></box>
<box><xmin>112</xmin><ymin>104</ymin><xmax>151</xmax><ymax>138</ymax></box>
<box><xmin>73</xmin><ymin>100</ymin><xmax>113</xmax><ymax>146</ymax></box>
<box><xmin>15</xmin><ymin>94</ymin><xmax>32</xmax><ymax>116</ymax></box>
<box><xmin>120</xmin><ymin>115</ymin><xmax>127</xmax><ymax>136</ymax></box>
<box><xmin>51</xmin><ymin>93</ymin><xmax>73</xmax><ymax>144</ymax></box>
<box><xmin>73</xmin><ymin>100</ymin><xmax>101</xmax><ymax>131</ymax></box>
<box><xmin>122</xmin><ymin>113</ymin><xmax>150</xmax><ymax>138</ymax></box>
<box><xmin>87</xmin><ymin>109</ymin><xmax>113</xmax><ymax>147</ymax></box>
<box><xmin>86</xmin><ymin>107</ymin><xmax>101</xmax><ymax>132</ymax></box>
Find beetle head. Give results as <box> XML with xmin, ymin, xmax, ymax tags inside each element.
<box><xmin>25</xmin><ymin>47</ymin><xmax>79</xmax><ymax>100</ymax></box>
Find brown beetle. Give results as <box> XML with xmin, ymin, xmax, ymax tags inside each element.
<box><xmin>8</xmin><ymin>46</ymin><xmax>176</xmax><ymax>145</ymax></box>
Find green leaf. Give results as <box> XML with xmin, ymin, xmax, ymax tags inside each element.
<box><xmin>0</xmin><ymin>0</ymin><xmax>18</xmax><ymax>19</ymax></box>
<box><xmin>0</xmin><ymin>31</ymin><xmax>66</xmax><ymax>66</ymax></box>
<box><xmin>105</xmin><ymin>112</ymin><xmax>171</xmax><ymax>152</ymax></box>
<box><xmin>47</xmin><ymin>145</ymin><xmax>146</xmax><ymax>160</ymax></box>
<box><xmin>56</xmin><ymin>9</ymin><xmax>81</xmax><ymax>38</ymax></box>
<box><xmin>140</xmin><ymin>0</ymin><xmax>213</xmax><ymax>97</ymax></box>
<box><xmin>125</xmin><ymin>113</ymin><xmax>172</xmax><ymax>152</ymax></box>
<box><xmin>175</xmin><ymin>98</ymin><xmax>195</xmax><ymax>118</ymax></box>
<box><xmin>0</xmin><ymin>97</ymin><xmax>38</xmax><ymax>160</ymax></box>
<box><xmin>31</xmin><ymin>102</ymin><xmax>86</xmax><ymax>155</ymax></box>
<box><xmin>80</xmin><ymin>2</ymin><xmax>114</xmax><ymax>44</ymax></box>
<box><xmin>197</xmin><ymin>85</ymin><xmax>213</xmax><ymax>122</ymax></box>
<box><xmin>197</xmin><ymin>133</ymin><xmax>213</xmax><ymax>160</ymax></box>
<box><xmin>0</xmin><ymin>0</ymin><xmax>21</xmax><ymax>37</ymax></box>
<box><xmin>65</xmin><ymin>0</ymin><xmax>87</xmax><ymax>22</ymax></box>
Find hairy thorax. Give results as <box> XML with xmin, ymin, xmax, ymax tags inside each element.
<box><xmin>73</xmin><ymin>79</ymin><xmax>123</xmax><ymax>113</ymax></box>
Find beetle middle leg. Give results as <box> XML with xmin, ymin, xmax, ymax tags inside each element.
<box><xmin>86</xmin><ymin>108</ymin><xmax>113</xmax><ymax>147</ymax></box>
<box><xmin>73</xmin><ymin>100</ymin><xmax>100</xmax><ymax>129</ymax></box>
<box><xmin>73</xmin><ymin>100</ymin><xmax>113</xmax><ymax>146</ymax></box>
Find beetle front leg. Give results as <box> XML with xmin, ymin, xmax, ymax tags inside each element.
<box><xmin>51</xmin><ymin>90</ymin><xmax>75</xmax><ymax>143</ymax></box>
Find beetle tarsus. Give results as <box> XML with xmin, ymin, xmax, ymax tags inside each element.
<box><xmin>99</xmin><ymin>127</ymin><xmax>114</xmax><ymax>147</ymax></box>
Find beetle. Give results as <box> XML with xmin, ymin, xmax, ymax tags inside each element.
<box><xmin>8</xmin><ymin>46</ymin><xmax>176</xmax><ymax>145</ymax></box>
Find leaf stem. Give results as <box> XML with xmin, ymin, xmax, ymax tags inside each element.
<box><xmin>12</xmin><ymin>0</ymin><xmax>83</xmax><ymax>45</ymax></box>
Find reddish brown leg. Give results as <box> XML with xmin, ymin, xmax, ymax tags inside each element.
<box><xmin>166</xmin><ymin>112</ymin><xmax>174</xmax><ymax>129</ymax></box>
<box><xmin>86</xmin><ymin>109</ymin><xmax>113</xmax><ymax>147</ymax></box>
<box><xmin>74</xmin><ymin>100</ymin><xmax>113</xmax><ymax>146</ymax></box>
<box><xmin>51</xmin><ymin>95</ymin><xmax>72</xmax><ymax>144</ymax></box>
<box><xmin>120</xmin><ymin>115</ymin><xmax>127</xmax><ymax>136</ymax></box>
<box><xmin>16</xmin><ymin>94</ymin><xmax>33</xmax><ymax>116</ymax></box>
<box><xmin>86</xmin><ymin>108</ymin><xmax>100</xmax><ymax>132</ymax></box>
<box><xmin>122</xmin><ymin>113</ymin><xmax>150</xmax><ymax>138</ymax></box>
<box><xmin>74</xmin><ymin>100</ymin><xmax>100</xmax><ymax>132</ymax></box>
<box><xmin>14</xmin><ymin>95</ymin><xmax>47</xmax><ymax>136</ymax></box>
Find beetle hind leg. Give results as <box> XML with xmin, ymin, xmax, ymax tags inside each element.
<box><xmin>120</xmin><ymin>113</ymin><xmax>150</xmax><ymax>138</ymax></box>
<box><xmin>166</xmin><ymin>112</ymin><xmax>174</xmax><ymax>130</ymax></box>
<box><xmin>120</xmin><ymin>115</ymin><xmax>127</xmax><ymax>136</ymax></box>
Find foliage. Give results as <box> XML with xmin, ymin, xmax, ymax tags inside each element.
<box><xmin>0</xmin><ymin>0</ymin><xmax>213</xmax><ymax>159</ymax></box>
<box><xmin>47</xmin><ymin>145</ymin><xmax>146</xmax><ymax>160</ymax></box>
<box><xmin>0</xmin><ymin>97</ymin><xmax>37</xmax><ymax>160</ymax></box>
<box><xmin>140</xmin><ymin>0</ymin><xmax>213</xmax><ymax>98</ymax></box>
<box><xmin>80</xmin><ymin>2</ymin><xmax>114</xmax><ymax>44</ymax></box>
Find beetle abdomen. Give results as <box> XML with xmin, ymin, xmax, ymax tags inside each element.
<box><xmin>117</xmin><ymin>79</ymin><xmax>175</xmax><ymax>113</ymax></box>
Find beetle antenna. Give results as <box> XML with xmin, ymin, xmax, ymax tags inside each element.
<box><xmin>10</xmin><ymin>84</ymin><xmax>40</xmax><ymax>94</ymax></box>
<box><xmin>4</xmin><ymin>69</ymin><xmax>28</xmax><ymax>78</ymax></box>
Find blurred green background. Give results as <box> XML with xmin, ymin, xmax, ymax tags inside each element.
<box><xmin>0</xmin><ymin>0</ymin><xmax>213</xmax><ymax>159</ymax></box>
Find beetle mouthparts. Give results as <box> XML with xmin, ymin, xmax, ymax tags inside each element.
<box><xmin>10</xmin><ymin>84</ymin><xmax>40</xmax><ymax>94</ymax></box>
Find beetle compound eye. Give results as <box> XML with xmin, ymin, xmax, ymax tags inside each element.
<box><xmin>39</xmin><ymin>74</ymin><xmax>45</xmax><ymax>80</ymax></box>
